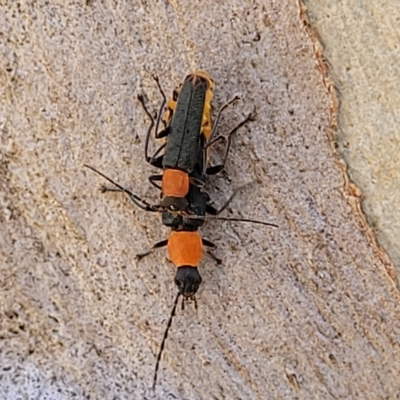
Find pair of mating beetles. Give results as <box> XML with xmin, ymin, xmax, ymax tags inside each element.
<box><xmin>85</xmin><ymin>70</ymin><xmax>276</xmax><ymax>388</ymax></box>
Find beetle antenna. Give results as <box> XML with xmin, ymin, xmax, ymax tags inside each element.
<box><xmin>187</xmin><ymin>214</ymin><xmax>278</xmax><ymax>227</ymax></box>
<box><xmin>153</xmin><ymin>292</ymin><xmax>181</xmax><ymax>390</ymax></box>
<box><xmin>84</xmin><ymin>164</ymin><xmax>162</xmax><ymax>212</ymax></box>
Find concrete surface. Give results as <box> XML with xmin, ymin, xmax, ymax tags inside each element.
<box><xmin>1</xmin><ymin>1</ymin><xmax>400</xmax><ymax>399</ymax></box>
<box><xmin>303</xmin><ymin>0</ymin><xmax>400</xmax><ymax>273</ymax></box>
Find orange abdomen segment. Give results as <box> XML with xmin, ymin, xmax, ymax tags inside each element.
<box><xmin>162</xmin><ymin>169</ymin><xmax>190</xmax><ymax>197</ymax></box>
<box><xmin>168</xmin><ymin>231</ymin><xmax>203</xmax><ymax>267</ymax></box>
<box><xmin>163</xmin><ymin>98</ymin><xmax>177</xmax><ymax>126</ymax></box>
<box><xmin>202</xmin><ymin>78</ymin><xmax>214</xmax><ymax>142</ymax></box>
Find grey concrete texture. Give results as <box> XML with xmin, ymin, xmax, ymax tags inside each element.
<box><xmin>0</xmin><ymin>1</ymin><xmax>399</xmax><ymax>400</ymax></box>
<box><xmin>304</xmin><ymin>0</ymin><xmax>400</xmax><ymax>273</ymax></box>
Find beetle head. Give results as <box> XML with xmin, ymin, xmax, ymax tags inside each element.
<box><xmin>174</xmin><ymin>266</ymin><xmax>202</xmax><ymax>297</ymax></box>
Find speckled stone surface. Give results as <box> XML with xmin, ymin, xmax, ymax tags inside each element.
<box><xmin>1</xmin><ymin>1</ymin><xmax>399</xmax><ymax>399</ymax></box>
<box><xmin>304</xmin><ymin>0</ymin><xmax>400</xmax><ymax>273</ymax></box>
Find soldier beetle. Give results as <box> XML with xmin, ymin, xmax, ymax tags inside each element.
<box><xmin>84</xmin><ymin>70</ymin><xmax>277</xmax><ymax>389</ymax></box>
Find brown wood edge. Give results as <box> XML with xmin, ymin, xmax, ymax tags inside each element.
<box><xmin>297</xmin><ymin>0</ymin><xmax>397</xmax><ymax>283</ymax></box>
